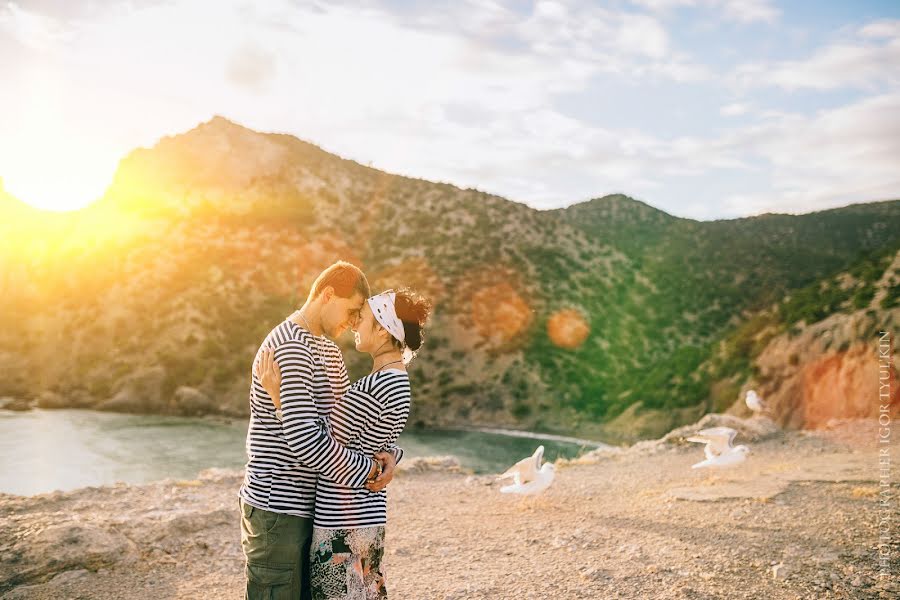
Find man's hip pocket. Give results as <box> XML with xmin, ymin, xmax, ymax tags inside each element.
<box><xmin>245</xmin><ymin>562</ymin><xmax>293</xmax><ymax>600</ymax></box>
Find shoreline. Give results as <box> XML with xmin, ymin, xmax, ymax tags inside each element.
<box><xmin>442</xmin><ymin>424</ymin><xmax>612</xmax><ymax>448</ymax></box>
<box><xmin>0</xmin><ymin>408</ymin><xmax>605</xmax><ymax>497</ymax></box>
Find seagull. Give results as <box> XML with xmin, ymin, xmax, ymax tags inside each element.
<box><xmin>745</xmin><ymin>390</ymin><xmax>766</xmax><ymax>415</ymax></box>
<box><xmin>497</xmin><ymin>445</ymin><xmax>556</xmax><ymax>495</ymax></box>
<box><xmin>686</xmin><ymin>427</ymin><xmax>750</xmax><ymax>469</ymax></box>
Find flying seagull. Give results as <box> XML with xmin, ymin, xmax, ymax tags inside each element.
<box><xmin>498</xmin><ymin>445</ymin><xmax>556</xmax><ymax>495</ymax></box>
<box><xmin>686</xmin><ymin>427</ymin><xmax>750</xmax><ymax>469</ymax></box>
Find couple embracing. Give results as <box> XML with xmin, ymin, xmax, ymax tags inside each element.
<box><xmin>238</xmin><ymin>261</ymin><xmax>431</xmax><ymax>600</ymax></box>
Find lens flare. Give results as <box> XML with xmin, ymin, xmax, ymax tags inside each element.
<box><xmin>368</xmin><ymin>257</ymin><xmax>445</xmax><ymax>305</ymax></box>
<box><xmin>470</xmin><ymin>282</ymin><xmax>532</xmax><ymax>347</ymax></box>
<box><xmin>547</xmin><ymin>309</ymin><xmax>590</xmax><ymax>349</ymax></box>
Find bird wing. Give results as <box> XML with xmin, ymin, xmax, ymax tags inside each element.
<box><xmin>533</xmin><ymin>445</ymin><xmax>545</xmax><ymax>471</ymax></box>
<box><xmin>498</xmin><ymin>453</ymin><xmax>539</xmax><ymax>483</ymax></box>
<box><xmin>687</xmin><ymin>427</ymin><xmax>736</xmax><ymax>455</ymax></box>
<box><xmin>685</xmin><ymin>435</ymin><xmax>714</xmax><ymax>456</ymax></box>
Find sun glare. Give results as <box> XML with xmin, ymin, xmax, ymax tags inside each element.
<box><xmin>3</xmin><ymin>163</ymin><xmax>113</xmax><ymax>212</ymax></box>
<box><xmin>2</xmin><ymin>71</ymin><xmax>115</xmax><ymax>212</ymax></box>
<box><xmin>2</xmin><ymin>125</ymin><xmax>115</xmax><ymax>212</ymax></box>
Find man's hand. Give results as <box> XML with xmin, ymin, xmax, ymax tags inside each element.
<box><xmin>365</xmin><ymin>451</ymin><xmax>397</xmax><ymax>492</ymax></box>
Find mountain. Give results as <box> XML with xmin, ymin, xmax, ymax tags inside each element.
<box><xmin>1</xmin><ymin>117</ymin><xmax>897</xmax><ymax>440</ymax></box>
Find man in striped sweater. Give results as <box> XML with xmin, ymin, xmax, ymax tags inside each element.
<box><xmin>239</xmin><ymin>261</ymin><xmax>398</xmax><ymax>600</ymax></box>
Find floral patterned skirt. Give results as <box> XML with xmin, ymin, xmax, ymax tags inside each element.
<box><xmin>310</xmin><ymin>526</ymin><xmax>387</xmax><ymax>600</ymax></box>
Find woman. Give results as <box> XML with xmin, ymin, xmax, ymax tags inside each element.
<box><xmin>257</xmin><ymin>287</ymin><xmax>431</xmax><ymax>600</ymax></box>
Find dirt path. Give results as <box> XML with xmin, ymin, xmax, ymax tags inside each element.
<box><xmin>1</xmin><ymin>419</ymin><xmax>897</xmax><ymax>599</ymax></box>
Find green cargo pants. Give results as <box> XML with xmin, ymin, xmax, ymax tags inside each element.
<box><xmin>240</xmin><ymin>499</ymin><xmax>313</xmax><ymax>600</ymax></box>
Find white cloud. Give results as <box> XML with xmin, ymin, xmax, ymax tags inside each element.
<box><xmin>753</xmin><ymin>93</ymin><xmax>900</xmax><ymax>211</ymax></box>
<box><xmin>859</xmin><ymin>19</ymin><xmax>900</xmax><ymax>39</ymax></box>
<box><xmin>701</xmin><ymin>92</ymin><xmax>899</xmax><ymax>216</ymax></box>
<box><xmin>0</xmin><ymin>1</ymin><xmax>72</xmax><ymax>50</ymax></box>
<box><xmin>616</xmin><ymin>14</ymin><xmax>669</xmax><ymax>58</ymax></box>
<box><xmin>718</xmin><ymin>0</ymin><xmax>779</xmax><ymax>24</ymax></box>
<box><xmin>735</xmin><ymin>22</ymin><xmax>900</xmax><ymax>91</ymax></box>
<box><xmin>396</xmin><ymin>0</ymin><xmax>714</xmax><ymax>84</ymax></box>
<box><xmin>720</xmin><ymin>102</ymin><xmax>750</xmax><ymax>116</ymax></box>
<box><xmin>515</xmin><ymin>92</ymin><xmax>900</xmax><ymax>216</ymax></box>
<box><xmin>630</xmin><ymin>0</ymin><xmax>779</xmax><ymax>24</ymax></box>
<box><xmin>225</xmin><ymin>42</ymin><xmax>277</xmax><ymax>92</ymax></box>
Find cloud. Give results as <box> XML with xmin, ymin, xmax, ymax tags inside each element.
<box><xmin>0</xmin><ymin>1</ymin><xmax>72</xmax><ymax>50</ymax></box>
<box><xmin>615</xmin><ymin>13</ymin><xmax>669</xmax><ymax>58</ymax></box>
<box><xmin>720</xmin><ymin>102</ymin><xmax>750</xmax><ymax>116</ymax></box>
<box><xmin>752</xmin><ymin>92</ymin><xmax>900</xmax><ymax>211</ymax></box>
<box><xmin>734</xmin><ymin>21</ymin><xmax>900</xmax><ymax>91</ymax></box>
<box><xmin>630</xmin><ymin>0</ymin><xmax>779</xmax><ymax>24</ymax></box>
<box><xmin>515</xmin><ymin>2</ymin><xmax>671</xmax><ymax>63</ymax></box>
<box><xmin>509</xmin><ymin>92</ymin><xmax>900</xmax><ymax>216</ymax></box>
<box><xmin>225</xmin><ymin>42</ymin><xmax>277</xmax><ymax>92</ymax></box>
<box><xmin>361</xmin><ymin>0</ymin><xmax>711</xmax><ymax>83</ymax></box>
<box><xmin>859</xmin><ymin>19</ymin><xmax>900</xmax><ymax>39</ymax></box>
<box><xmin>718</xmin><ymin>0</ymin><xmax>779</xmax><ymax>24</ymax></box>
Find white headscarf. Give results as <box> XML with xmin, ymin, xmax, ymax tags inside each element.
<box><xmin>367</xmin><ymin>290</ymin><xmax>417</xmax><ymax>365</ymax></box>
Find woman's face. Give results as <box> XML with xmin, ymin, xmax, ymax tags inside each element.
<box><xmin>352</xmin><ymin>302</ymin><xmax>388</xmax><ymax>354</ymax></box>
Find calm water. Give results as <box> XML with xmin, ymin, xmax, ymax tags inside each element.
<box><xmin>0</xmin><ymin>409</ymin><xmax>602</xmax><ymax>496</ymax></box>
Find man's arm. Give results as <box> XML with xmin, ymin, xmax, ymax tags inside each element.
<box><xmin>274</xmin><ymin>340</ymin><xmax>376</xmax><ymax>488</ymax></box>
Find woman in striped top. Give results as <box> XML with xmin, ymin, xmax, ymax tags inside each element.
<box><xmin>258</xmin><ymin>287</ymin><xmax>431</xmax><ymax>600</ymax></box>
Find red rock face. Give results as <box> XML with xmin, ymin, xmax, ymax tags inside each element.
<box><xmin>801</xmin><ymin>341</ymin><xmax>899</xmax><ymax>429</ymax></box>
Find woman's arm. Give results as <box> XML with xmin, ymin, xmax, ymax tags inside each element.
<box><xmin>261</xmin><ymin>342</ymin><xmax>378</xmax><ymax>486</ymax></box>
<box><xmin>256</xmin><ymin>348</ymin><xmax>389</xmax><ymax>487</ymax></box>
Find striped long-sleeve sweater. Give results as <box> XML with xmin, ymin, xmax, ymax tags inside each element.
<box><xmin>314</xmin><ymin>369</ymin><xmax>411</xmax><ymax>529</ymax></box>
<box><xmin>239</xmin><ymin>319</ymin><xmax>377</xmax><ymax>517</ymax></box>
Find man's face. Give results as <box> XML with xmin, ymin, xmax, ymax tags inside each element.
<box><xmin>322</xmin><ymin>292</ymin><xmax>365</xmax><ymax>339</ymax></box>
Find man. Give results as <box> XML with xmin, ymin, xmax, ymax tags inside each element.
<box><xmin>239</xmin><ymin>261</ymin><xmax>399</xmax><ymax>600</ymax></box>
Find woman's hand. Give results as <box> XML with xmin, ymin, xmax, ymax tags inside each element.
<box><xmin>253</xmin><ymin>347</ymin><xmax>282</xmax><ymax>409</ymax></box>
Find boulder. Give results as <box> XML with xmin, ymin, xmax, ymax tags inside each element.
<box><xmin>660</xmin><ymin>413</ymin><xmax>782</xmax><ymax>445</ymax></box>
<box><xmin>96</xmin><ymin>366</ymin><xmax>167</xmax><ymax>414</ymax></box>
<box><xmin>0</xmin><ymin>523</ymin><xmax>136</xmax><ymax>588</ymax></box>
<box><xmin>0</xmin><ymin>396</ymin><xmax>31</xmax><ymax>411</ymax></box>
<box><xmin>35</xmin><ymin>391</ymin><xmax>68</xmax><ymax>409</ymax></box>
<box><xmin>69</xmin><ymin>389</ymin><xmax>98</xmax><ymax>409</ymax></box>
<box><xmin>96</xmin><ymin>390</ymin><xmax>146</xmax><ymax>413</ymax></box>
<box><xmin>396</xmin><ymin>455</ymin><xmax>463</xmax><ymax>474</ymax></box>
<box><xmin>172</xmin><ymin>386</ymin><xmax>215</xmax><ymax>416</ymax></box>
<box><xmin>571</xmin><ymin>413</ymin><xmax>782</xmax><ymax>464</ymax></box>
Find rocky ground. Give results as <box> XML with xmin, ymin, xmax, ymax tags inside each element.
<box><xmin>1</xmin><ymin>417</ymin><xmax>897</xmax><ymax>599</ymax></box>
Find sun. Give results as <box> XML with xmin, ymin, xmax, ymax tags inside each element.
<box><xmin>1</xmin><ymin>71</ymin><xmax>116</xmax><ymax>212</ymax></box>
<box><xmin>2</xmin><ymin>148</ymin><xmax>114</xmax><ymax>212</ymax></box>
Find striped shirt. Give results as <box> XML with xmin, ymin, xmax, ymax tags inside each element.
<box><xmin>239</xmin><ymin>319</ymin><xmax>376</xmax><ymax>518</ymax></box>
<box><xmin>314</xmin><ymin>369</ymin><xmax>411</xmax><ymax>529</ymax></box>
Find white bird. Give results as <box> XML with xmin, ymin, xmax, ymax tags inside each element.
<box><xmin>686</xmin><ymin>427</ymin><xmax>750</xmax><ymax>469</ymax></box>
<box><xmin>745</xmin><ymin>390</ymin><xmax>765</xmax><ymax>415</ymax></box>
<box><xmin>497</xmin><ymin>445</ymin><xmax>556</xmax><ymax>495</ymax></box>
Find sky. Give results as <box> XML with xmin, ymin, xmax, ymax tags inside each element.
<box><xmin>0</xmin><ymin>0</ymin><xmax>898</xmax><ymax>219</ymax></box>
